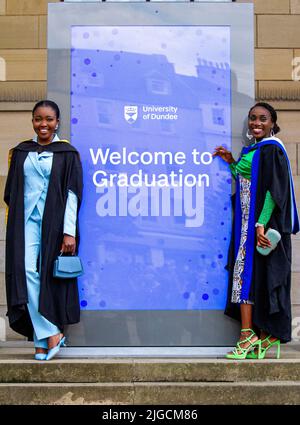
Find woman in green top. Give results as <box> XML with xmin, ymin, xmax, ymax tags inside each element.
<box><xmin>213</xmin><ymin>102</ymin><xmax>299</xmax><ymax>359</ymax></box>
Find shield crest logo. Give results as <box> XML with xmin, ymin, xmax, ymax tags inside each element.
<box><xmin>124</xmin><ymin>106</ymin><xmax>138</xmax><ymax>124</ymax></box>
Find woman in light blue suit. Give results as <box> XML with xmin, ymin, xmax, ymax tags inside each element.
<box><xmin>5</xmin><ymin>100</ymin><xmax>83</xmax><ymax>360</ymax></box>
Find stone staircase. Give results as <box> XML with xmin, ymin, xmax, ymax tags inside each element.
<box><xmin>1</xmin><ymin>349</ymin><xmax>300</xmax><ymax>404</ymax></box>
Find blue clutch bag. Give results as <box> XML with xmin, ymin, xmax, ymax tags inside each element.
<box><xmin>53</xmin><ymin>255</ymin><xmax>84</xmax><ymax>279</ymax></box>
<box><xmin>256</xmin><ymin>228</ymin><xmax>281</xmax><ymax>256</ymax></box>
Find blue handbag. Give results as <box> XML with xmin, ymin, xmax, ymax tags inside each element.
<box><xmin>53</xmin><ymin>254</ymin><xmax>84</xmax><ymax>279</ymax></box>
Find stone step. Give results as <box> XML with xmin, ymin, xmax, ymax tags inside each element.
<box><xmin>1</xmin><ymin>359</ymin><xmax>300</xmax><ymax>383</ymax></box>
<box><xmin>1</xmin><ymin>381</ymin><xmax>300</xmax><ymax>405</ymax></box>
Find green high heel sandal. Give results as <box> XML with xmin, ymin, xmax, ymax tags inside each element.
<box><xmin>245</xmin><ymin>349</ymin><xmax>259</xmax><ymax>359</ymax></box>
<box><xmin>226</xmin><ymin>328</ymin><xmax>261</xmax><ymax>360</ymax></box>
<box><xmin>259</xmin><ymin>335</ymin><xmax>281</xmax><ymax>359</ymax></box>
<box><xmin>246</xmin><ymin>335</ymin><xmax>281</xmax><ymax>359</ymax></box>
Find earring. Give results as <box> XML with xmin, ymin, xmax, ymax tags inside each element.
<box><xmin>246</xmin><ymin>130</ymin><xmax>254</xmax><ymax>140</ymax></box>
<box><xmin>270</xmin><ymin>129</ymin><xmax>275</xmax><ymax>137</ymax></box>
<box><xmin>55</xmin><ymin>126</ymin><xmax>58</xmax><ymax>130</ymax></box>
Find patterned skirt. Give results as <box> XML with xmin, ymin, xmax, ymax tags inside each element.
<box><xmin>231</xmin><ymin>175</ymin><xmax>254</xmax><ymax>304</ymax></box>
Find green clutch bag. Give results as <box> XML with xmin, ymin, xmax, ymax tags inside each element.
<box><xmin>256</xmin><ymin>228</ymin><xmax>281</xmax><ymax>256</ymax></box>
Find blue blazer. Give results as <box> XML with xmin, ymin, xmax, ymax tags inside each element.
<box><xmin>24</xmin><ymin>137</ymin><xmax>78</xmax><ymax>235</ymax></box>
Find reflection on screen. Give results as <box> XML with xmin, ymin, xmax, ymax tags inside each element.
<box><xmin>71</xmin><ymin>26</ymin><xmax>232</xmax><ymax>310</ymax></box>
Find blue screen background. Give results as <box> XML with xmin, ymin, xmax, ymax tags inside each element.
<box><xmin>70</xmin><ymin>26</ymin><xmax>232</xmax><ymax>310</ymax></box>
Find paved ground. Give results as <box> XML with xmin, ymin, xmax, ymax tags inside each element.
<box><xmin>1</xmin><ymin>340</ymin><xmax>300</xmax><ymax>360</ymax></box>
<box><xmin>1</xmin><ymin>342</ymin><xmax>300</xmax><ymax>406</ymax></box>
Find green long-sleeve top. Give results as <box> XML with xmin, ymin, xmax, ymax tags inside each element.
<box><xmin>229</xmin><ymin>149</ymin><xmax>276</xmax><ymax>227</ymax></box>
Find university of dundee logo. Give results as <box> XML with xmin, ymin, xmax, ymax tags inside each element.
<box><xmin>124</xmin><ymin>106</ymin><xmax>138</xmax><ymax>124</ymax></box>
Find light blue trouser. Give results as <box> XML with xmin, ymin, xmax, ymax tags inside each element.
<box><xmin>25</xmin><ymin>209</ymin><xmax>60</xmax><ymax>348</ymax></box>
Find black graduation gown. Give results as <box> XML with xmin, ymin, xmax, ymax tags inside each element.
<box><xmin>4</xmin><ymin>140</ymin><xmax>83</xmax><ymax>339</ymax></box>
<box><xmin>225</xmin><ymin>143</ymin><xmax>296</xmax><ymax>343</ymax></box>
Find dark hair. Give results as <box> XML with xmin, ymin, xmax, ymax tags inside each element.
<box><xmin>248</xmin><ymin>102</ymin><xmax>280</xmax><ymax>134</ymax></box>
<box><xmin>32</xmin><ymin>100</ymin><xmax>60</xmax><ymax>119</ymax></box>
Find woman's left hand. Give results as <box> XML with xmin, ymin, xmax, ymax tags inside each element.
<box><xmin>61</xmin><ymin>234</ymin><xmax>76</xmax><ymax>255</ymax></box>
<box><xmin>212</xmin><ymin>146</ymin><xmax>235</xmax><ymax>164</ymax></box>
<box><xmin>256</xmin><ymin>227</ymin><xmax>272</xmax><ymax>248</ymax></box>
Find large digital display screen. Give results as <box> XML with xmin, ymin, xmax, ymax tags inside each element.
<box><xmin>70</xmin><ymin>25</ymin><xmax>232</xmax><ymax>311</ymax></box>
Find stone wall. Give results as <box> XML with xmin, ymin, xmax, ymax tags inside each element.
<box><xmin>0</xmin><ymin>0</ymin><xmax>300</xmax><ymax>341</ymax></box>
<box><xmin>236</xmin><ymin>0</ymin><xmax>300</xmax><ymax>340</ymax></box>
<box><xmin>0</xmin><ymin>1</ymin><xmax>60</xmax><ymax>340</ymax></box>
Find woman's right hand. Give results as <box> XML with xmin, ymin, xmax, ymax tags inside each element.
<box><xmin>212</xmin><ymin>146</ymin><xmax>235</xmax><ymax>164</ymax></box>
